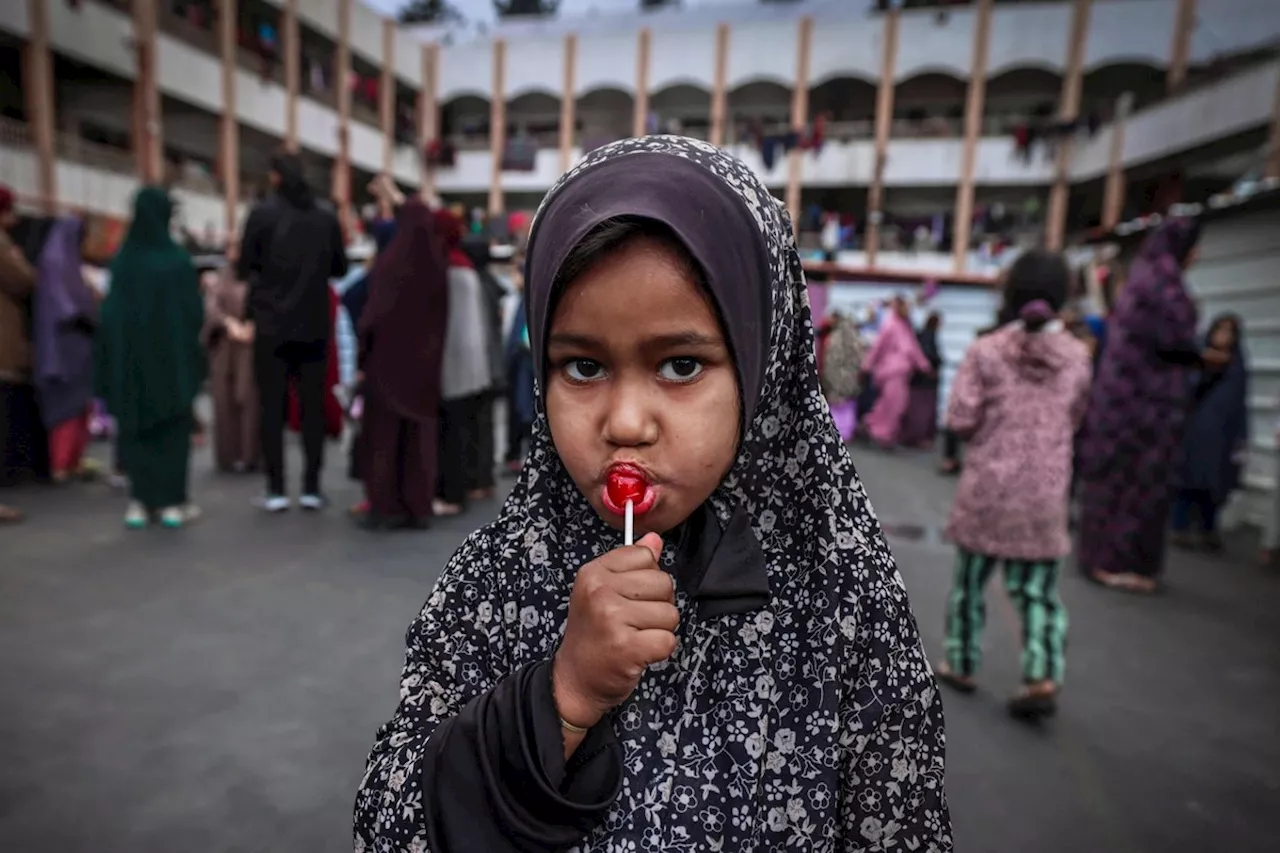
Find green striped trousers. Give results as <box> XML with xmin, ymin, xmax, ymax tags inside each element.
<box><xmin>944</xmin><ymin>548</ymin><xmax>1069</xmax><ymax>685</ymax></box>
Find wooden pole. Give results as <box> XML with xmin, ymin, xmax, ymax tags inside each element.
<box><xmin>1044</xmin><ymin>0</ymin><xmax>1092</xmax><ymax>252</ymax></box>
<box><xmin>284</xmin><ymin>0</ymin><xmax>299</xmax><ymax>151</ymax></box>
<box><xmin>559</xmin><ymin>34</ymin><xmax>577</xmax><ymax>174</ymax></box>
<box><xmin>219</xmin><ymin>0</ymin><xmax>240</xmax><ymax>241</ymax></box>
<box><xmin>1166</xmin><ymin>0</ymin><xmax>1197</xmax><ymax>93</ymax></box>
<box><xmin>1266</xmin><ymin>64</ymin><xmax>1280</xmax><ymax>180</ymax></box>
<box><xmin>24</xmin><ymin>0</ymin><xmax>57</xmax><ymax>213</ymax></box>
<box><xmin>132</xmin><ymin>0</ymin><xmax>163</xmax><ymax>184</ymax></box>
<box><xmin>951</xmin><ymin>0</ymin><xmax>994</xmax><ymax>273</ymax></box>
<box><xmin>633</xmin><ymin>28</ymin><xmax>651</xmax><ymax>138</ymax></box>
<box><xmin>381</xmin><ymin>20</ymin><xmax>396</xmax><ymax>174</ymax></box>
<box><xmin>334</xmin><ymin>0</ymin><xmax>352</xmax><ymax>233</ymax></box>
<box><xmin>420</xmin><ymin>43</ymin><xmax>439</xmax><ymax>194</ymax></box>
<box><xmin>785</xmin><ymin>16</ymin><xmax>813</xmax><ymax>236</ymax></box>
<box><xmin>489</xmin><ymin>38</ymin><xmax>507</xmax><ymax>217</ymax></box>
<box><xmin>1101</xmin><ymin>91</ymin><xmax>1134</xmax><ymax>229</ymax></box>
<box><xmin>710</xmin><ymin>23</ymin><xmax>730</xmax><ymax>146</ymax></box>
<box><xmin>865</xmin><ymin>9</ymin><xmax>900</xmax><ymax>267</ymax></box>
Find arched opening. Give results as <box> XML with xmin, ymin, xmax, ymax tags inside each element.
<box><xmin>507</xmin><ymin>91</ymin><xmax>561</xmax><ymax>146</ymax></box>
<box><xmin>441</xmin><ymin>94</ymin><xmax>492</xmax><ymax>150</ymax></box>
<box><xmin>808</xmin><ymin>76</ymin><xmax>877</xmax><ymax>138</ymax></box>
<box><xmin>984</xmin><ymin>66</ymin><xmax>1062</xmax><ymax>132</ymax></box>
<box><xmin>576</xmin><ymin>87</ymin><xmax>635</xmax><ymax>147</ymax></box>
<box><xmin>893</xmin><ymin>71</ymin><xmax>967</xmax><ymax>136</ymax></box>
<box><xmin>1082</xmin><ymin>62</ymin><xmax>1166</xmax><ymax>117</ymax></box>
<box><xmin>650</xmin><ymin>83</ymin><xmax>712</xmax><ymax>138</ymax></box>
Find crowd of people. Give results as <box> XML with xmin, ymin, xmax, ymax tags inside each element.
<box><xmin>0</xmin><ymin>130</ymin><xmax>1276</xmax><ymax>849</ymax></box>
<box><xmin>0</xmin><ymin>151</ymin><xmax>534</xmax><ymax>533</ymax></box>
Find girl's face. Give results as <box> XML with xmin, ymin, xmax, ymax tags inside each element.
<box><xmin>1209</xmin><ymin>320</ymin><xmax>1236</xmax><ymax>351</ymax></box>
<box><xmin>545</xmin><ymin>235</ymin><xmax>741</xmax><ymax>536</ymax></box>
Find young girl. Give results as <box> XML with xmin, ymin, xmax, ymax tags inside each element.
<box><xmin>354</xmin><ymin>137</ymin><xmax>950</xmax><ymax>851</ymax></box>
<box><xmin>935</xmin><ymin>250</ymin><xmax>1091</xmax><ymax>721</ymax></box>
<box><xmin>1171</xmin><ymin>314</ymin><xmax>1248</xmax><ymax>552</ymax></box>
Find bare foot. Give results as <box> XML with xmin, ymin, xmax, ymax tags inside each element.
<box><xmin>0</xmin><ymin>504</ymin><xmax>23</xmax><ymax>524</ymax></box>
<box><xmin>433</xmin><ymin>500</ymin><xmax>463</xmax><ymax>517</ymax></box>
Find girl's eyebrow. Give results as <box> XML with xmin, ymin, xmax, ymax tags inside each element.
<box><xmin>547</xmin><ymin>331</ymin><xmax>723</xmax><ymax>349</ymax></box>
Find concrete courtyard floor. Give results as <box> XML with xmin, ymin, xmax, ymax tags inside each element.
<box><xmin>1</xmin><ymin>439</ymin><xmax>1277</xmax><ymax>852</ymax></box>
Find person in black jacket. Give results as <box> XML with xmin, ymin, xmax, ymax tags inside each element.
<box><xmin>236</xmin><ymin>151</ymin><xmax>348</xmax><ymax>512</ymax></box>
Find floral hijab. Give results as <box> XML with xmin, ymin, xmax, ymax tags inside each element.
<box><xmin>357</xmin><ymin>136</ymin><xmax>949</xmax><ymax>852</ymax></box>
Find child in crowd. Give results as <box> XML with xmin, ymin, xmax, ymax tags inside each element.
<box><xmin>1171</xmin><ymin>314</ymin><xmax>1249</xmax><ymax>552</ymax></box>
<box><xmin>354</xmin><ymin>137</ymin><xmax>950</xmax><ymax>852</ymax></box>
<box><xmin>936</xmin><ymin>250</ymin><xmax>1092</xmax><ymax>722</ymax></box>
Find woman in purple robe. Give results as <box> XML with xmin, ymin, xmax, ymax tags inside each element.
<box><xmin>32</xmin><ymin>218</ymin><xmax>98</xmax><ymax>482</ymax></box>
<box><xmin>1076</xmin><ymin>219</ymin><xmax>1228</xmax><ymax>593</ymax></box>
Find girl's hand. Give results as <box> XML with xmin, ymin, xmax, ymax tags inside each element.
<box><xmin>552</xmin><ymin>532</ymin><xmax>677</xmax><ymax>729</ymax></box>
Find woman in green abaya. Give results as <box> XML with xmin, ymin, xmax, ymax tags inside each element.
<box><xmin>95</xmin><ymin>187</ymin><xmax>206</xmax><ymax>529</ymax></box>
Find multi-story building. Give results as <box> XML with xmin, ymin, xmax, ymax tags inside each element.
<box><xmin>0</xmin><ymin>0</ymin><xmax>1276</xmax><ymax>267</ymax></box>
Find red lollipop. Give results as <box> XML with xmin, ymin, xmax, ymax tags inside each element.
<box><xmin>606</xmin><ymin>468</ymin><xmax>648</xmax><ymax>508</ymax></box>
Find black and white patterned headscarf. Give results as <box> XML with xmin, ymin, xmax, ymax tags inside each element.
<box><xmin>356</xmin><ymin>136</ymin><xmax>950</xmax><ymax>853</ymax></box>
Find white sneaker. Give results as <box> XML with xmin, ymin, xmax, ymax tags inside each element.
<box><xmin>298</xmin><ymin>493</ymin><xmax>328</xmax><ymax>512</ymax></box>
<box><xmin>255</xmin><ymin>494</ymin><xmax>291</xmax><ymax>513</ymax></box>
<box><xmin>124</xmin><ymin>502</ymin><xmax>148</xmax><ymax>529</ymax></box>
<box><xmin>180</xmin><ymin>504</ymin><xmax>202</xmax><ymax>524</ymax></box>
<box><xmin>159</xmin><ymin>507</ymin><xmax>186</xmax><ymax>529</ymax></box>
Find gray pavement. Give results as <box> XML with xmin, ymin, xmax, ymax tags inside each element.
<box><xmin>1</xmin><ymin>438</ymin><xmax>1278</xmax><ymax>852</ymax></box>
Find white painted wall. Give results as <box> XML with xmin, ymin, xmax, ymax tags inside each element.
<box><xmin>1072</xmin><ymin>60</ymin><xmax>1280</xmax><ymax>180</ymax></box>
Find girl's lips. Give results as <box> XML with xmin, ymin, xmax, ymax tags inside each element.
<box><xmin>601</xmin><ymin>465</ymin><xmax>658</xmax><ymax>516</ymax></box>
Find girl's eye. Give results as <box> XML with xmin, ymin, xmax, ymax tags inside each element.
<box><xmin>563</xmin><ymin>358</ymin><xmax>606</xmax><ymax>382</ymax></box>
<box><xmin>658</xmin><ymin>357</ymin><xmax>704</xmax><ymax>382</ymax></box>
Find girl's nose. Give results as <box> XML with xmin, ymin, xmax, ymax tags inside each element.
<box><xmin>602</xmin><ymin>380</ymin><xmax>658</xmax><ymax>448</ymax></box>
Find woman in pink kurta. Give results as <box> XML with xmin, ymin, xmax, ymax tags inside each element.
<box><xmin>935</xmin><ymin>250</ymin><xmax>1091</xmax><ymax>723</ymax></box>
<box><xmin>860</xmin><ymin>296</ymin><xmax>932</xmax><ymax>447</ymax></box>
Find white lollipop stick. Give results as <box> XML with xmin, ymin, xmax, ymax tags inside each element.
<box><xmin>624</xmin><ymin>500</ymin><xmax>634</xmax><ymax>546</ymax></box>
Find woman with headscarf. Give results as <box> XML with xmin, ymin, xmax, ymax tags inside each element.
<box><xmin>31</xmin><ymin>218</ymin><xmax>98</xmax><ymax>483</ymax></box>
<box><xmin>0</xmin><ymin>184</ymin><xmax>38</xmax><ymax>522</ymax></box>
<box><xmin>354</xmin><ymin>136</ymin><xmax>949</xmax><ymax>852</ymax></box>
<box><xmin>1076</xmin><ymin>219</ymin><xmax>1227</xmax><ymax>592</ymax></box>
<box><xmin>1171</xmin><ymin>313</ymin><xmax>1248</xmax><ymax>552</ymax></box>
<box><xmin>935</xmin><ymin>250</ymin><xmax>1091</xmax><ymax>720</ymax></box>
<box><xmin>433</xmin><ymin>208</ymin><xmax>496</xmax><ymax>517</ymax></box>
<box><xmin>202</xmin><ymin>264</ymin><xmax>259</xmax><ymax>473</ymax></box>
<box><xmin>461</xmin><ymin>236</ymin><xmax>509</xmax><ymax>502</ymax></box>
<box><xmin>860</xmin><ymin>294</ymin><xmax>933</xmax><ymax>449</ymax></box>
<box><xmin>900</xmin><ymin>310</ymin><xmax>944</xmax><ymax>449</ymax></box>
<box><xmin>356</xmin><ymin>199</ymin><xmax>449</xmax><ymax>530</ymax></box>
<box><xmin>95</xmin><ymin>188</ymin><xmax>206</xmax><ymax>529</ymax></box>
<box><xmin>502</xmin><ymin>250</ymin><xmax>534</xmax><ymax>475</ymax></box>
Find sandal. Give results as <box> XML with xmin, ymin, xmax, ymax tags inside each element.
<box><xmin>432</xmin><ymin>500</ymin><xmax>464</xmax><ymax>518</ymax></box>
<box><xmin>1008</xmin><ymin>683</ymin><xmax>1058</xmax><ymax>722</ymax></box>
<box><xmin>934</xmin><ymin>664</ymin><xmax>977</xmax><ymax>695</ymax></box>
<box><xmin>0</xmin><ymin>504</ymin><xmax>24</xmax><ymax>524</ymax></box>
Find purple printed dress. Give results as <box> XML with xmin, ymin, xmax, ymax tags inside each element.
<box><xmin>1076</xmin><ymin>220</ymin><xmax>1202</xmax><ymax>580</ymax></box>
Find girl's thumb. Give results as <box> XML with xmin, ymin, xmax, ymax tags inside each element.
<box><xmin>637</xmin><ymin>531</ymin><xmax>663</xmax><ymax>561</ymax></box>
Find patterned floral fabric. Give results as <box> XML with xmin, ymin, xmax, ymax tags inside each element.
<box><xmin>945</xmin><ymin>323</ymin><xmax>1093</xmax><ymax>560</ymax></box>
<box><xmin>354</xmin><ymin>136</ymin><xmax>950</xmax><ymax>852</ymax></box>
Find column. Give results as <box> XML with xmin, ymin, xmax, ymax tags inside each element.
<box><xmin>559</xmin><ymin>34</ymin><xmax>577</xmax><ymax>174</ymax></box>
<box><xmin>283</xmin><ymin>0</ymin><xmax>299</xmax><ymax>152</ymax></box>
<box><xmin>23</xmin><ymin>0</ymin><xmax>57</xmax><ymax>213</ymax></box>
<box><xmin>1101</xmin><ymin>91</ymin><xmax>1134</xmax><ymax>229</ymax></box>
<box><xmin>710</xmin><ymin>23</ymin><xmax>730</xmax><ymax>146</ymax></box>
<box><xmin>381</xmin><ymin>20</ymin><xmax>396</xmax><ymax>177</ymax></box>
<box><xmin>132</xmin><ymin>0</ymin><xmax>163</xmax><ymax>184</ymax></box>
<box><xmin>219</xmin><ymin>0</ymin><xmax>240</xmax><ymax>241</ymax></box>
<box><xmin>334</xmin><ymin>0</ymin><xmax>352</xmax><ymax>230</ymax></box>
<box><xmin>489</xmin><ymin>38</ymin><xmax>507</xmax><ymax>218</ymax></box>
<box><xmin>1044</xmin><ymin>0</ymin><xmax>1092</xmax><ymax>252</ymax></box>
<box><xmin>784</xmin><ymin>16</ymin><xmax>813</xmax><ymax>235</ymax></box>
<box><xmin>865</xmin><ymin>9</ymin><xmax>900</xmax><ymax>267</ymax></box>
<box><xmin>1166</xmin><ymin>0</ymin><xmax>1197</xmax><ymax>93</ymax></box>
<box><xmin>633</xmin><ymin>28</ymin><xmax>652</xmax><ymax>138</ymax></box>
<box><xmin>951</xmin><ymin>0</ymin><xmax>994</xmax><ymax>273</ymax></box>
<box><xmin>420</xmin><ymin>43</ymin><xmax>439</xmax><ymax>193</ymax></box>
<box><xmin>1267</xmin><ymin>64</ymin><xmax>1280</xmax><ymax>180</ymax></box>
